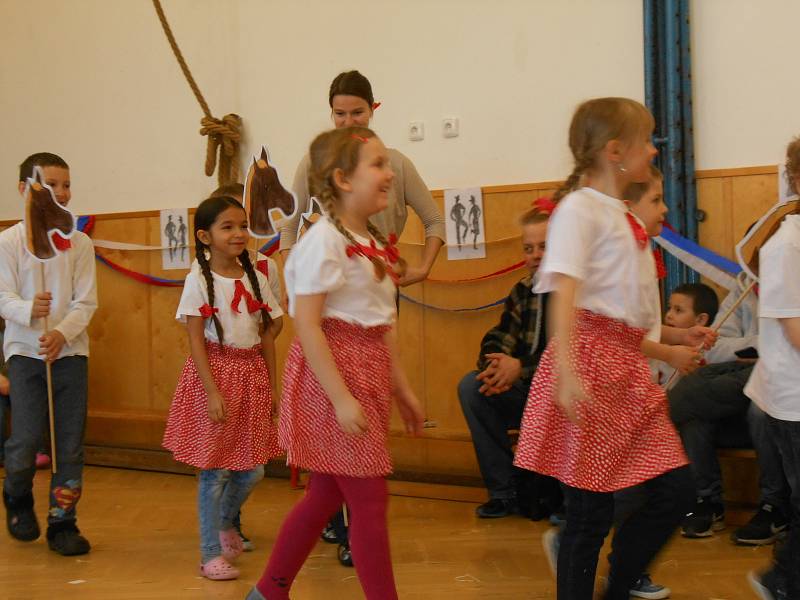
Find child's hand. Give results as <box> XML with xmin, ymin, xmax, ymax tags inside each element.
<box><xmin>207</xmin><ymin>391</ymin><xmax>226</xmax><ymax>423</ymax></box>
<box><xmin>38</xmin><ymin>330</ymin><xmax>66</xmax><ymax>362</ymax></box>
<box><xmin>556</xmin><ymin>368</ymin><xmax>587</xmax><ymax>423</ymax></box>
<box><xmin>335</xmin><ymin>396</ymin><xmax>368</xmax><ymax>435</ymax></box>
<box><xmin>394</xmin><ymin>386</ymin><xmax>425</xmax><ymax>436</ymax></box>
<box><xmin>668</xmin><ymin>345</ymin><xmax>702</xmax><ymax>375</ymax></box>
<box><xmin>685</xmin><ymin>326</ymin><xmax>717</xmax><ymax>350</ymax></box>
<box><xmin>0</xmin><ymin>374</ymin><xmax>9</xmax><ymax>396</ymax></box>
<box><xmin>31</xmin><ymin>292</ymin><xmax>52</xmax><ymax>319</ymax></box>
<box><xmin>479</xmin><ymin>353</ymin><xmax>521</xmax><ymax>394</ymax></box>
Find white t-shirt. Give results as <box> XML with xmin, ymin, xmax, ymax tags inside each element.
<box><xmin>284</xmin><ymin>216</ymin><xmax>397</xmax><ymax>327</ymax></box>
<box><xmin>0</xmin><ymin>223</ymin><xmax>97</xmax><ymax>360</ymax></box>
<box><xmin>744</xmin><ymin>214</ymin><xmax>800</xmax><ymax>421</ymax></box>
<box><xmin>176</xmin><ymin>268</ymin><xmax>283</xmax><ymax>349</ymax></box>
<box><xmin>535</xmin><ymin>187</ymin><xmax>660</xmax><ymax>330</ymax></box>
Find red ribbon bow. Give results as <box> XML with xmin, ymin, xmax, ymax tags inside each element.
<box><xmin>345</xmin><ymin>233</ymin><xmax>401</xmax><ymax>284</ymax></box>
<box><xmin>626</xmin><ymin>213</ymin><xmax>649</xmax><ymax>250</ymax></box>
<box><xmin>653</xmin><ymin>247</ymin><xmax>667</xmax><ymax>279</ymax></box>
<box><xmin>532</xmin><ymin>196</ymin><xmax>556</xmax><ymax>215</ymax></box>
<box><xmin>372</xmin><ymin>102</ymin><xmax>381</xmax><ymax>110</ymax></box>
<box><xmin>199</xmin><ymin>303</ymin><xmax>219</xmax><ymax>319</ymax></box>
<box><xmin>51</xmin><ymin>232</ymin><xmax>72</xmax><ymax>251</ymax></box>
<box><xmin>231</xmin><ymin>280</ymin><xmax>269</xmax><ymax>314</ymax></box>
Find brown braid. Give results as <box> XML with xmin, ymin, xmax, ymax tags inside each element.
<box><xmin>195</xmin><ymin>238</ymin><xmax>224</xmax><ymax>343</ymax></box>
<box><xmin>309</xmin><ymin>126</ymin><xmax>400</xmax><ymax>281</ymax></box>
<box><xmin>239</xmin><ymin>250</ymin><xmax>273</xmax><ymax>333</ymax></box>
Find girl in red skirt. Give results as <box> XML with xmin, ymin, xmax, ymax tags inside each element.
<box><xmin>514</xmin><ymin>98</ymin><xmax>700</xmax><ymax>599</ymax></box>
<box><xmin>248</xmin><ymin>126</ymin><xmax>424</xmax><ymax>600</ymax></box>
<box><xmin>163</xmin><ymin>196</ymin><xmax>283</xmax><ymax>580</ymax></box>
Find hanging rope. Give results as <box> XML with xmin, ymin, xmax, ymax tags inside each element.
<box><xmin>152</xmin><ymin>0</ymin><xmax>242</xmax><ymax>186</ymax></box>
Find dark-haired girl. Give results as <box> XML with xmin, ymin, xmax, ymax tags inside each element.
<box><xmin>163</xmin><ymin>196</ymin><xmax>283</xmax><ymax>580</ymax></box>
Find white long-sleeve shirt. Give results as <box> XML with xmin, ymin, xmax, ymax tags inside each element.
<box><xmin>704</xmin><ymin>277</ymin><xmax>759</xmax><ymax>364</ymax></box>
<box><xmin>0</xmin><ymin>223</ymin><xmax>97</xmax><ymax>360</ymax></box>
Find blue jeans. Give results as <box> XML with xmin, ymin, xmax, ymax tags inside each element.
<box><xmin>3</xmin><ymin>355</ymin><xmax>87</xmax><ymax>524</ymax></box>
<box><xmin>198</xmin><ymin>466</ymin><xmax>264</xmax><ymax>563</ymax></box>
<box><xmin>458</xmin><ymin>371</ymin><xmax>529</xmax><ymax>499</ymax></box>
<box><xmin>764</xmin><ymin>415</ymin><xmax>800</xmax><ymax>596</ymax></box>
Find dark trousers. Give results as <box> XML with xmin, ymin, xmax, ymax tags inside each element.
<box><xmin>557</xmin><ymin>466</ymin><xmax>694</xmax><ymax>600</ymax></box>
<box><xmin>765</xmin><ymin>415</ymin><xmax>800</xmax><ymax>596</ymax></box>
<box><xmin>458</xmin><ymin>371</ymin><xmax>529</xmax><ymax>500</ymax></box>
<box><xmin>669</xmin><ymin>362</ymin><xmax>789</xmax><ymax>510</ymax></box>
<box><xmin>3</xmin><ymin>355</ymin><xmax>88</xmax><ymax>524</ymax></box>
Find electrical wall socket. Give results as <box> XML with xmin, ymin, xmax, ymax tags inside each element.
<box><xmin>443</xmin><ymin>117</ymin><xmax>459</xmax><ymax>138</ymax></box>
<box><xmin>409</xmin><ymin>121</ymin><xmax>424</xmax><ymax>141</ymax></box>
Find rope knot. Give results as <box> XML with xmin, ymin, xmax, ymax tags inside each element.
<box><xmin>199</xmin><ymin>113</ymin><xmax>242</xmax><ymax>185</ymax></box>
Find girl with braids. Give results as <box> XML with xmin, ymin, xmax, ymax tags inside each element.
<box><xmin>513</xmin><ymin>98</ymin><xmax>709</xmax><ymax>599</ymax></box>
<box><xmin>247</xmin><ymin>127</ymin><xmax>424</xmax><ymax>600</ymax></box>
<box><xmin>162</xmin><ymin>196</ymin><xmax>283</xmax><ymax>581</ymax></box>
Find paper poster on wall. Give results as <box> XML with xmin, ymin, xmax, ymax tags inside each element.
<box><xmin>444</xmin><ymin>187</ymin><xmax>485</xmax><ymax>260</ymax></box>
<box><xmin>160</xmin><ymin>208</ymin><xmax>190</xmax><ymax>270</ymax></box>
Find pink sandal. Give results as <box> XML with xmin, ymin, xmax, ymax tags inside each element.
<box><xmin>199</xmin><ymin>556</ymin><xmax>240</xmax><ymax>580</ymax></box>
<box><xmin>219</xmin><ymin>528</ymin><xmax>243</xmax><ymax>561</ymax></box>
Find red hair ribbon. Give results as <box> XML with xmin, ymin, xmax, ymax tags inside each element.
<box><xmin>345</xmin><ymin>232</ymin><xmax>401</xmax><ymax>284</ymax></box>
<box><xmin>532</xmin><ymin>196</ymin><xmax>556</xmax><ymax>215</ymax></box>
<box><xmin>256</xmin><ymin>259</ymin><xmax>269</xmax><ymax>277</ymax></box>
<box><xmin>199</xmin><ymin>303</ymin><xmax>219</xmax><ymax>319</ymax></box>
<box><xmin>625</xmin><ymin>213</ymin><xmax>649</xmax><ymax>250</ymax></box>
<box><xmin>372</xmin><ymin>102</ymin><xmax>381</xmax><ymax>110</ymax></box>
<box><xmin>351</xmin><ymin>133</ymin><xmax>369</xmax><ymax>143</ymax></box>
<box><xmin>51</xmin><ymin>232</ymin><xmax>72</xmax><ymax>251</ymax></box>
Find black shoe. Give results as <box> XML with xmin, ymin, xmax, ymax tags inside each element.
<box><xmin>681</xmin><ymin>497</ymin><xmax>724</xmax><ymax>538</ymax></box>
<box><xmin>732</xmin><ymin>503</ymin><xmax>789</xmax><ymax>546</ymax></box>
<box><xmin>748</xmin><ymin>569</ymin><xmax>788</xmax><ymax>600</ymax></box>
<box><xmin>3</xmin><ymin>491</ymin><xmax>40</xmax><ymax>541</ymax></box>
<box><xmin>321</xmin><ymin>523</ymin><xmax>340</xmax><ymax>544</ymax></box>
<box><xmin>476</xmin><ymin>498</ymin><xmax>518</xmax><ymax>519</ymax></box>
<box><xmin>47</xmin><ymin>521</ymin><xmax>91</xmax><ymax>556</ymax></box>
<box><xmin>337</xmin><ymin>541</ymin><xmax>354</xmax><ymax>567</ymax></box>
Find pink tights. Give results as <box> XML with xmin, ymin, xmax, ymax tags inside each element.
<box><xmin>256</xmin><ymin>472</ymin><xmax>397</xmax><ymax>600</ymax></box>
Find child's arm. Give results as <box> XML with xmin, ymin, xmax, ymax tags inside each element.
<box><xmin>780</xmin><ymin>317</ymin><xmax>800</xmax><ymax>350</ymax></box>
<box><xmin>42</xmin><ymin>235</ymin><xmax>98</xmax><ymax>361</ymax></box>
<box><xmin>185</xmin><ymin>316</ymin><xmax>225</xmax><ymax>423</ymax></box>
<box><xmin>641</xmin><ymin>339</ymin><xmax>701</xmax><ymax>375</ymax></box>
<box><xmin>659</xmin><ymin>324</ymin><xmax>717</xmax><ymax>349</ymax></box>
<box><xmin>549</xmin><ymin>273</ymin><xmax>587</xmax><ymax>422</ymax></box>
<box><xmin>384</xmin><ymin>324</ymin><xmax>424</xmax><ymax>436</ymax></box>
<box><xmin>294</xmin><ymin>293</ymin><xmax>368</xmax><ymax>434</ymax></box>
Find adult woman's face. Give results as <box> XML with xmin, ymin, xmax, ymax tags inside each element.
<box><xmin>331</xmin><ymin>95</ymin><xmax>373</xmax><ymax>128</ymax></box>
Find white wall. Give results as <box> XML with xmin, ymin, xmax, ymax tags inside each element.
<box><xmin>0</xmin><ymin>0</ymin><xmax>643</xmax><ymax>219</ymax></box>
<box><xmin>691</xmin><ymin>0</ymin><xmax>800</xmax><ymax>170</ymax></box>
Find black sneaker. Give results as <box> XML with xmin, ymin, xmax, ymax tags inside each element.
<box><xmin>476</xmin><ymin>498</ymin><xmax>518</xmax><ymax>519</ymax></box>
<box><xmin>47</xmin><ymin>521</ymin><xmax>91</xmax><ymax>556</ymax></box>
<box><xmin>748</xmin><ymin>569</ymin><xmax>788</xmax><ymax>600</ymax></box>
<box><xmin>321</xmin><ymin>523</ymin><xmax>340</xmax><ymax>544</ymax></box>
<box><xmin>3</xmin><ymin>491</ymin><xmax>40</xmax><ymax>541</ymax></box>
<box><xmin>732</xmin><ymin>503</ymin><xmax>789</xmax><ymax>546</ymax></box>
<box><xmin>681</xmin><ymin>497</ymin><xmax>724</xmax><ymax>538</ymax></box>
<box><xmin>235</xmin><ymin>522</ymin><xmax>255</xmax><ymax>551</ymax></box>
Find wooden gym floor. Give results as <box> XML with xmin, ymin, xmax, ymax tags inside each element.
<box><xmin>0</xmin><ymin>466</ymin><xmax>771</xmax><ymax>599</ymax></box>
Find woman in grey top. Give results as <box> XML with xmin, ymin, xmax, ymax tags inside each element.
<box><xmin>279</xmin><ymin>70</ymin><xmax>445</xmax><ymax>286</ymax></box>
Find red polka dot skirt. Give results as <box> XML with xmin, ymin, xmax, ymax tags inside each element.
<box><xmin>279</xmin><ymin>318</ymin><xmax>394</xmax><ymax>478</ymax></box>
<box><xmin>163</xmin><ymin>341</ymin><xmax>280</xmax><ymax>471</ymax></box>
<box><xmin>514</xmin><ymin>310</ymin><xmax>687</xmax><ymax>492</ymax></box>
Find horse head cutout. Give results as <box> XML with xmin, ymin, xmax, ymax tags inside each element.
<box><xmin>22</xmin><ymin>166</ymin><xmax>76</xmax><ymax>261</ymax></box>
<box><xmin>244</xmin><ymin>146</ymin><xmax>298</xmax><ymax>238</ymax></box>
<box><xmin>297</xmin><ymin>196</ymin><xmax>324</xmax><ymax>240</ymax></box>
<box><xmin>736</xmin><ymin>196</ymin><xmax>800</xmax><ymax>281</ymax></box>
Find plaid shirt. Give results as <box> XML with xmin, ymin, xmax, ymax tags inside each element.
<box><xmin>477</xmin><ymin>275</ymin><xmax>548</xmax><ymax>383</ymax></box>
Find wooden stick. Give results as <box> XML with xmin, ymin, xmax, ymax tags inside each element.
<box><xmin>663</xmin><ymin>278</ymin><xmax>758</xmax><ymax>390</ymax></box>
<box><xmin>38</xmin><ymin>264</ymin><xmax>58</xmax><ymax>474</ymax></box>
<box><xmin>342</xmin><ymin>504</ymin><xmax>349</xmax><ymax>528</ymax></box>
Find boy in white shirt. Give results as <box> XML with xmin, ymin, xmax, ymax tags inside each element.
<box><xmin>0</xmin><ymin>153</ymin><xmax>97</xmax><ymax>556</ymax></box>
<box><xmin>745</xmin><ymin>146</ymin><xmax>800</xmax><ymax>598</ymax></box>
